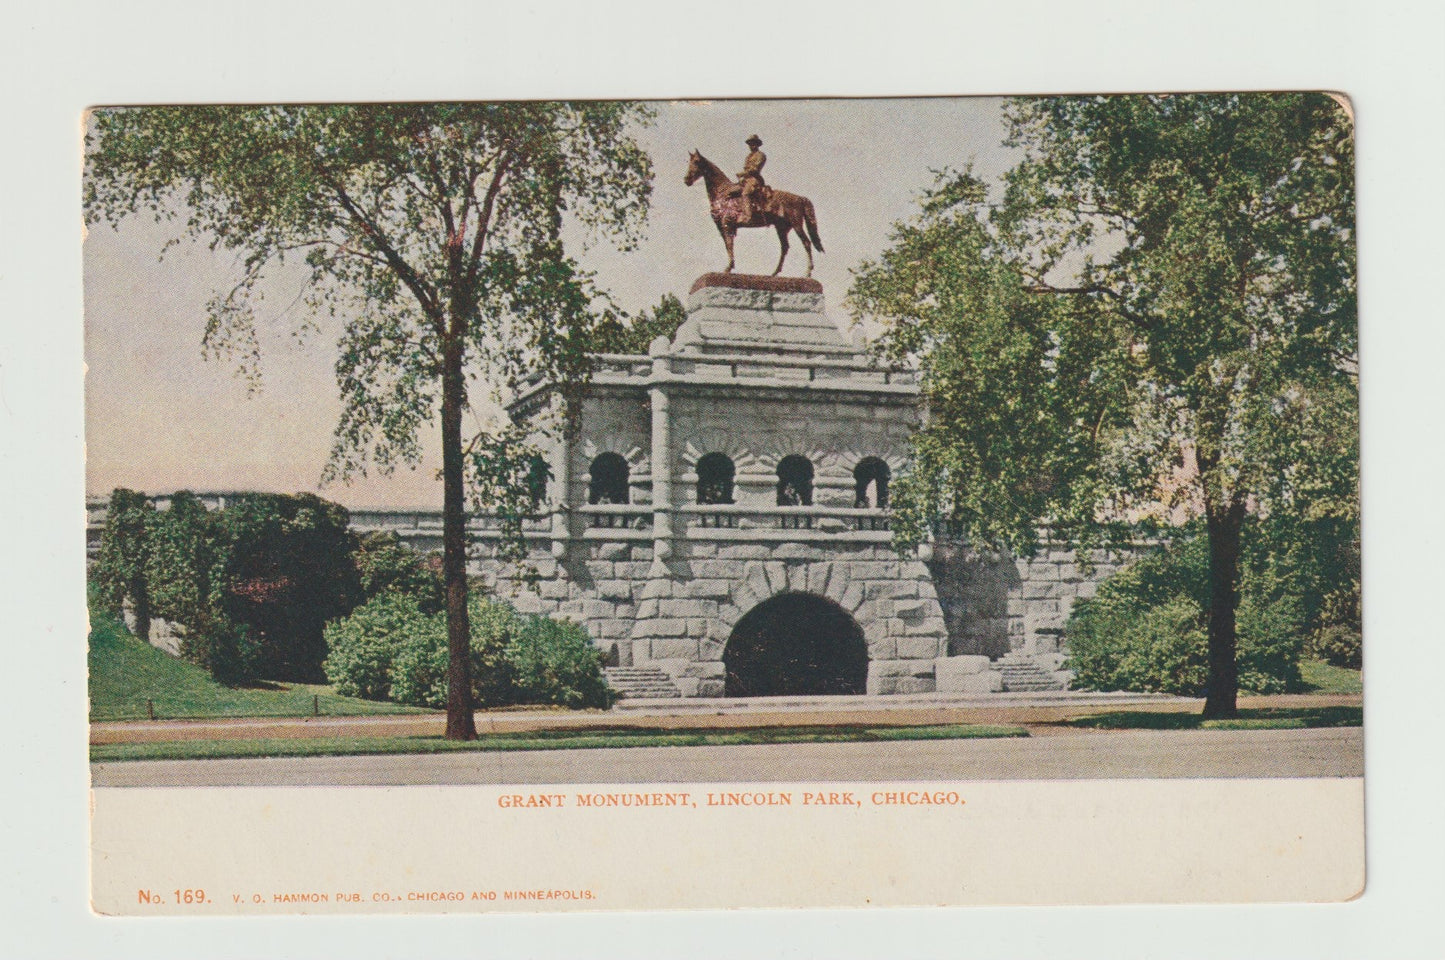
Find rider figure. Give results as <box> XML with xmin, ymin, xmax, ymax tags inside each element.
<box><xmin>730</xmin><ymin>134</ymin><xmax>767</xmax><ymax>221</ymax></box>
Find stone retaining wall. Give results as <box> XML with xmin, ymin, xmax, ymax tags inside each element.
<box><xmin>471</xmin><ymin>534</ymin><xmax>1134</xmax><ymax>696</ymax></box>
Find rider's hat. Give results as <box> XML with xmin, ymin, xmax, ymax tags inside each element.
<box><xmin>745</xmin><ymin>134</ymin><xmax>763</xmax><ymax>148</ymax></box>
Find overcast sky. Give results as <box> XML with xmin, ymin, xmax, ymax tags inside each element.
<box><xmin>83</xmin><ymin>97</ymin><xmax>1017</xmax><ymax>507</ymax></box>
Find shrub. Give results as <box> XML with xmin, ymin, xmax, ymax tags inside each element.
<box><xmin>353</xmin><ymin>531</ymin><xmax>444</xmax><ymax>612</ymax></box>
<box><xmin>93</xmin><ymin>489</ymin><xmax>155</xmax><ymax>633</ymax></box>
<box><xmin>1306</xmin><ymin>624</ymin><xmax>1363</xmax><ymax>670</ymax></box>
<box><xmin>322</xmin><ymin>593</ymin><xmax>611</xmax><ymax>710</ymax></box>
<box><xmin>324</xmin><ymin>593</ymin><xmax>522</xmax><ymax>708</ymax></box>
<box><xmin>95</xmin><ymin>489</ymin><xmax>368</xmax><ymax>686</ymax></box>
<box><xmin>1234</xmin><ymin>568</ymin><xmax>1307</xmax><ymax>694</ymax></box>
<box><xmin>323</xmin><ymin>593</ymin><xmax>427</xmax><ymax>700</ymax></box>
<box><xmin>387</xmin><ymin>596</ymin><xmax>526</xmax><ymax>708</ymax></box>
<box><xmin>182</xmin><ymin>611</ymin><xmax>260</xmax><ymax>688</ymax></box>
<box><xmin>94</xmin><ymin>489</ymin><xmax>260</xmax><ymax>684</ymax></box>
<box><xmin>146</xmin><ymin>491</ymin><xmax>221</xmax><ymax>632</ymax></box>
<box><xmin>468</xmin><ymin>597</ymin><xmax>525</xmax><ymax>707</ymax></box>
<box><xmin>508</xmin><ymin>615</ymin><xmax>614</xmax><ymax>709</ymax></box>
<box><xmin>384</xmin><ymin>603</ymin><xmax>454</xmax><ymax>708</ymax></box>
<box><xmin>1066</xmin><ymin>530</ymin><xmax>1307</xmax><ymax>696</ymax></box>
<box><xmin>216</xmin><ymin>493</ymin><xmax>361</xmax><ymax>682</ymax></box>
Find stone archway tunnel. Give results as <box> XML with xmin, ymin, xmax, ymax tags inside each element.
<box><xmin>723</xmin><ymin>592</ymin><xmax>868</xmax><ymax>697</ymax></box>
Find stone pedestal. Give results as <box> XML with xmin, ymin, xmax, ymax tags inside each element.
<box><xmin>673</xmin><ymin>273</ymin><xmax>854</xmax><ymax>358</ymax></box>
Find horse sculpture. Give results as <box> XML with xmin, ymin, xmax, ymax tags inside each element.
<box><xmin>684</xmin><ymin>151</ymin><xmax>824</xmax><ymax>278</ymax></box>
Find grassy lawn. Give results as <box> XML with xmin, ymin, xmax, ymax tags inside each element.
<box><xmin>90</xmin><ymin>722</ymin><xmax>1029</xmax><ymax>763</ymax></box>
<box><xmin>1067</xmin><ymin>705</ymin><xmax>1362</xmax><ymax>731</ymax></box>
<box><xmin>88</xmin><ymin>605</ymin><xmax>426</xmax><ymax>722</ymax></box>
<box><xmin>1299</xmin><ymin>658</ymin><xmax>1364</xmax><ymax>695</ymax></box>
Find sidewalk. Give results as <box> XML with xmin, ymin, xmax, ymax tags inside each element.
<box><xmin>89</xmin><ymin>692</ymin><xmax>1362</xmax><ymax>744</ymax></box>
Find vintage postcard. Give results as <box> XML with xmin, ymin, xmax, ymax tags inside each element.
<box><xmin>84</xmin><ymin>94</ymin><xmax>1362</xmax><ymax>913</ymax></box>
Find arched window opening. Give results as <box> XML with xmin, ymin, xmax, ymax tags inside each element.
<box><xmin>853</xmin><ymin>457</ymin><xmax>891</xmax><ymax>531</ymax></box>
<box><xmin>776</xmin><ymin>455</ymin><xmax>814</xmax><ymax>529</ymax></box>
<box><xmin>854</xmin><ymin>457</ymin><xmax>890</xmax><ymax>507</ymax></box>
<box><xmin>696</xmin><ymin>452</ymin><xmax>736</xmax><ymax>528</ymax></box>
<box><xmin>588</xmin><ymin>452</ymin><xmax>629</xmax><ymax>527</ymax></box>
<box><xmin>696</xmin><ymin>453</ymin><xmax>735</xmax><ymax>504</ymax></box>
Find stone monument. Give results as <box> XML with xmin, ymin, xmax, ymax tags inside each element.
<box><xmin>465</xmin><ymin>272</ymin><xmax>1123</xmax><ymax>698</ymax></box>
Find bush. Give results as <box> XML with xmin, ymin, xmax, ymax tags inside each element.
<box><xmin>468</xmin><ymin>598</ymin><xmax>525</xmax><ymax>707</ymax></box>
<box><xmin>95</xmin><ymin>489</ymin><xmax>260</xmax><ymax>685</ymax></box>
<box><xmin>1066</xmin><ymin>531</ymin><xmax>1307</xmax><ymax>696</ymax></box>
<box><xmin>94</xmin><ymin>489</ymin><xmax>155</xmax><ymax>632</ymax></box>
<box><xmin>323</xmin><ymin>593</ymin><xmax>610</xmax><ymax>710</ymax></box>
<box><xmin>324</xmin><ymin>593</ymin><xmax>521</xmax><ymax>709</ymax></box>
<box><xmin>507</xmin><ymin>615</ymin><xmax>613</xmax><ymax>709</ymax></box>
<box><xmin>353</xmin><ymin>531</ymin><xmax>444</xmax><ymax>612</ymax></box>
<box><xmin>323</xmin><ymin>593</ymin><xmax>426</xmax><ymax>700</ymax></box>
<box><xmin>386</xmin><ymin>596</ymin><xmax>523</xmax><ymax>709</ymax></box>
<box><xmin>146</xmin><ymin>491</ymin><xmax>222</xmax><ymax>634</ymax></box>
<box><xmin>385</xmin><ymin>603</ymin><xmax>455</xmax><ymax>708</ymax></box>
<box><xmin>94</xmin><ymin>489</ymin><xmax>367</xmax><ymax>686</ymax></box>
<box><xmin>1306</xmin><ymin>624</ymin><xmax>1363</xmax><ymax>670</ymax></box>
<box><xmin>183</xmin><ymin>611</ymin><xmax>260</xmax><ymax>688</ymax></box>
<box><xmin>216</xmin><ymin>493</ymin><xmax>361</xmax><ymax>682</ymax></box>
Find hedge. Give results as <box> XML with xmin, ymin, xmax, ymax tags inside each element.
<box><xmin>324</xmin><ymin>593</ymin><xmax>611</xmax><ymax>710</ymax></box>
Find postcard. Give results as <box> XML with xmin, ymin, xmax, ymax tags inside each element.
<box><xmin>84</xmin><ymin>94</ymin><xmax>1362</xmax><ymax>913</ymax></box>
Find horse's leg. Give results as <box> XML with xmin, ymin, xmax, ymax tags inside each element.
<box><xmin>720</xmin><ymin>222</ymin><xmax>736</xmax><ymax>273</ymax></box>
<box><xmin>796</xmin><ymin>218</ymin><xmax>815</xmax><ymax>278</ymax></box>
<box><xmin>772</xmin><ymin>222</ymin><xmax>790</xmax><ymax>276</ymax></box>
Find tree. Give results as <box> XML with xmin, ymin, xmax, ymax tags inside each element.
<box><xmin>86</xmin><ymin>103</ymin><xmax>654</xmax><ymax>738</ymax></box>
<box><xmin>849</xmin><ymin>94</ymin><xmax>1356</xmax><ymax>717</ymax></box>
<box><xmin>593</xmin><ymin>292</ymin><xmax>687</xmax><ymax>354</ymax></box>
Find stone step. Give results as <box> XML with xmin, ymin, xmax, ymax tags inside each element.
<box><xmin>998</xmin><ymin>658</ymin><xmax>1068</xmax><ymax>693</ymax></box>
<box><xmin>603</xmin><ymin>666</ymin><xmax>682</xmax><ymax>700</ymax></box>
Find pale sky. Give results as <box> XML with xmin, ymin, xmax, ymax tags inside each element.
<box><xmin>84</xmin><ymin>97</ymin><xmax>1017</xmax><ymax>507</ymax></box>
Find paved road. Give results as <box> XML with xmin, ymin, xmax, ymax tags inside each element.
<box><xmin>91</xmin><ymin>693</ymin><xmax>1360</xmax><ymax>744</ymax></box>
<box><xmin>91</xmin><ymin>726</ymin><xmax>1362</xmax><ymax>787</ymax></box>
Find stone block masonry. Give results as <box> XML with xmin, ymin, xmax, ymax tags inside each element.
<box><xmin>470</xmin><ymin>531</ymin><xmax>1129</xmax><ymax>696</ymax></box>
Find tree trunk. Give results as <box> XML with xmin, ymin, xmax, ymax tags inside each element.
<box><xmin>130</xmin><ymin>577</ymin><xmax>151</xmax><ymax>644</ymax></box>
<box><xmin>441</xmin><ymin>334</ymin><xmax>477</xmax><ymax>740</ymax></box>
<box><xmin>1202</xmin><ymin>501</ymin><xmax>1245</xmax><ymax>719</ymax></box>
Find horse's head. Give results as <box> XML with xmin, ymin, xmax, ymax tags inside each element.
<box><xmin>684</xmin><ymin>150</ymin><xmax>703</xmax><ymax>187</ymax></box>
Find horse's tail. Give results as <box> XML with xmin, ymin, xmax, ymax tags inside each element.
<box><xmin>804</xmin><ymin>199</ymin><xmax>824</xmax><ymax>253</ymax></box>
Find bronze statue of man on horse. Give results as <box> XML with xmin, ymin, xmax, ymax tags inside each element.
<box><xmin>684</xmin><ymin>135</ymin><xmax>825</xmax><ymax>278</ymax></box>
<box><xmin>730</xmin><ymin>134</ymin><xmax>768</xmax><ymax>222</ymax></box>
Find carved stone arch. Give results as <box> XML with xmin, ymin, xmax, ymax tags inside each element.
<box><xmin>833</xmin><ymin>448</ymin><xmax>908</xmax><ymax>475</ymax></box>
<box><xmin>853</xmin><ymin>456</ymin><xmax>891</xmax><ymax>508</ymax></box>
<box><xmin>679</xmin><ymin>431</ymin><xmax>750</xmax><ymax>467</ymax></box>
<box><xmin>751</xmin><ymin>437</ymin><xmax>831</xmax><ymax>470</ymax></box>
<box><xmin>739</xmin><ymin>560</ymin><xmax>773</xmax><ymax>612</ymax></box>
<box><xmin>822</xmin><ymin>561</ymin><xmax>862</xmax><ymax>613</ymax></box>
<box><xmin>720</xmin><ymin>571</ymin><xmax>770</xmax><ymax>639</ymax></box>
<box><xmin>580</xmin><ymin>437</ymin><xmax>650</xmax><ymax>476</ymax></box>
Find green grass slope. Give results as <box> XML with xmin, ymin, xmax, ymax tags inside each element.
<box><xmin>88</xmin><ymin>605</ymin><xmax>425</xmax><ymax>721</ymax></box>
<box><xmin>1299</xmin><ymin>658</ymin><xmax>1364</xmax><ymax>695</ymax></box>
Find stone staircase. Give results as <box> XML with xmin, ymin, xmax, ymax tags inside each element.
<box><xmin>604</xmin><ymin>666</ymin><xmax>682</xmax><ymax>700</ymax></box>
<box><xmin>998</xmin><ymin>654</ymin><xmax>1069</xmax><ymax>692</ymax></box>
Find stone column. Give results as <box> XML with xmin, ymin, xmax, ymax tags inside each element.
<box><xmin>648</xmin><ymin>336</ymin><xmax>673</xmax><ymax>575</ymax></box>
<box><xmin>549</xmin><ymin>395</ymin><xmax>572</xmax><ymax>559</ymax></box>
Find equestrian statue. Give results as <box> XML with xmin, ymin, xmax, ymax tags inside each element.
<box><xmin>684</xmin><ymin>135</ymin><xmax>825</xmax><ymax>278</ymax></box>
